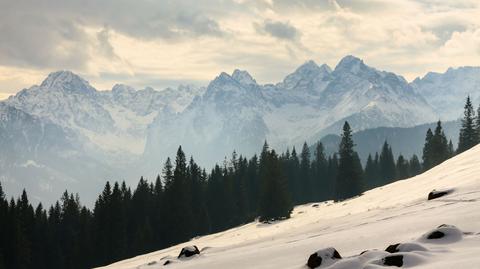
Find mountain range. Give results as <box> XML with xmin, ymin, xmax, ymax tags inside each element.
<box><xmin>1</xmin><ymin>55</ymin><xmax>478</xmax><ymax>205</ymax></box>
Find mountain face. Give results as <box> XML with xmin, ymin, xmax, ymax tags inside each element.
<box><xmin>145</xmin><ymin>56</ymin><xmax>437</xmax><ymax>167</ymax></box>
<box><xmin>411</xmin><ymin>67</ymin><xmax>480</xmax><ymax>120</ymax></box>
<box><xmin>2</xmin><ymin>56</ymin><xmax>475</xmax><ymax>205</ymax></box>
<box><xmin>2</xmin><ymin>71</ymin><xmax>204</xmax><ymax>205</ymax></box>
<box><xmin>6</xmin><ymin>71</ymin><xmax>205</xmax><ymax>157</ymax></box>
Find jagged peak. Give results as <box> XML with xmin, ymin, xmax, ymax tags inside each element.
<box><xmin>112</xmin><ymin>84</ymin><xmax>135</xmax><ymax>93</ymax></box>
<box><xmin>40</xmin><ymin>70</ymin><xmax>95</xmax><ymax>94</ymax></box>
<box><xmin>334</xmin><ymin>55</ymin><xmax>365</xmax><ymax>72</ymax></box>
<box><xmin>232</xmin><ymin>69</ymin><xmax>256</xmax><ymax>85</ymax></box>
<box><xmin>296</xmin><ymin>60</ymin><xmax>320</xmax><ymax>73</ymax></box>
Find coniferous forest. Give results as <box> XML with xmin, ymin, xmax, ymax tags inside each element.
<box><xmin>1</xmin><ymin>97</ymin><xmax>480</xmax><ymax>269</ymax></box>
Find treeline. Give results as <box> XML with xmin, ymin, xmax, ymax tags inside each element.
<box><xmin>1</xmin><ymin>97</ymin><xmax>479</xmax><ymax>269</ymax></box>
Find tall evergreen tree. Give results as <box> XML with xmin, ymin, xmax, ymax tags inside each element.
<box><xmin>299</xmin><ymin>142</ymin><xmax>312</xmax><ymax>203</ymax></box>
<box><xmin>379</xmin><ymin>141</ymin><xmax>396</xmax><ymax>184</ymax></box>
<box><xmin>312</xmin><ymin>142</ymin><xmax>328</xmax><ymax>201</ymax></box>
<box><xmin>431</xmin><ymin>121</ymin><xmax>449</xmax><ymax>165</ymax></box>
<box><xmin>458</xmin><ymin>96</ymin><xmax>478</xmax><ymax>153</ymax></box>
<box><xmin>364</xmin><ymin>154</ymin><xmax>376</xmax><ymax>189</ymax></box>
<box><xmin>395</xmin><ymin>155</ymin><xmax>410</xmax><ymax>179</ymax></box>
<box><xmin>258</xmin><ymin>146</ymin><xmax>292</xmax><ymax>221</ymax></box>
<box><xmin>335</xmin><ymin>122</ymin><xmax>362</xmax><ymax>201</ymax></box>
<box><xmin>409</xmin><ymin>155</ymin><xmax>422</xmax><ymax>177</ymax></box>
<box><xmin>422</xmin><ymin>128</ymin><xmax>434</xmax><ymax>170</ymax></box>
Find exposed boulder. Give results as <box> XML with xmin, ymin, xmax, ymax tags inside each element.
<box><xmin>383</xmin><ymin>255</ymin><xmax>404</xmax><ymax>267</ymax></box>
<box><xmin>178</xmin><ymin>246</ymin><xmax>200</xmax><ymax>259</ymax></box>
<box><xmin>385</xmin><ymin>242</ymin><xmax>428</xmax><ymax>253</ymax></box>
<box><xmin>419</xmin><ymin>224</ymin><xmax>463</xmax><ymax>243</ymax></box>
<box><xmin>307</xmin><ymin>247</ymin><xmax>341</xmax><ymax>268</ymax></box>
<box><xmin>428</xmin><ymin>189</ymin><xmax>453</xmax><ymax>200</ymax></box>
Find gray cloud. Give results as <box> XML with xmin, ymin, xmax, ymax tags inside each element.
<box><xmin>0</xmin><ymin>10</ymin><xmax>90</xmax><ymax>70</ymax></box>
<box><xmin>255</xmin><ymin>20</ymin><xmax>301</xmax><ymax>41</ymax></box>
<box><xmin>0</xmin><ymin>0</ymin><xmax>232</xmax><ymax>69</ymax></box>
<box><xmin>97</xmin><ymin>28</ymin><xmax>119</xmax><ymax>60</ymax></box>
<box><xmin>426</xmin><ymin>23</ymin><xmax>469</xmax><ymax>44</ymax></box>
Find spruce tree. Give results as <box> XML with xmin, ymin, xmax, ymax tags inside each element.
<box><xmin>258</xmin><ymin>146</ymin><xmax>292</xmax><ymax>221</ymax></box>
<box><xmin>287</xmin><ymin>147</ymin><xmax>301</xmax><ymax>204</ymax></box>
<box><xmin>458</xmin><ymin>96</ymin><xmax>478</xmax><ymax>153</ymax></box>
<box><xmin>299</xmin><ymin>142</ymin><xmax>312</xmax><ymax>203</ymax></box>
<box><xmin>409</xmin><ymin>155</ymin><xmax>422</xmax><ymax>177</ymax></box>
<box><xmin>422</xmin><ymin>128</ymin><xmax>434</xmax><ymax>170</ymax></box>
<box><xmin>364</xmin><ymin>154</ymin><xmax>376</xmax><ymax>189</ymax></box>
<box><xmin>396</xmin><ymin>155</ymin><xmax>409</xmax><ymax>179</ymax></box>
<box><xmin>379</xmin><ymin>141</ymin><xmax>396</xmax><ymax>184</ymax></box>
<box><xmin>335</xmin><ymin>122</ymin><xmax>362</xmax><ymax>201</ymax></box>
<box><xmin>312</xmin><ymin>142</ymin><xmax>328</xmax><ymax>201</ymax></box>
<box><xmin>431</xmin><ymin>121</ymin><xmax>449</xmax><ymax>166</ymax></box>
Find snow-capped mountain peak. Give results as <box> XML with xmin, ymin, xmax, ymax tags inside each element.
<box><xmin>232</xmin><ymin>69</ymin><xmax>257</xmax><ymax>86</ymax></box>
<box><xmin>40</xmin><ymin>70</ymin><xmax>95</xmax><ymax>94</ymax></box>
<box><xmin>112</xmin><ymin>84</ymin><xmax>136</xmax><ymax>95</ymax></box>
<box><xmin>279</xmin><ymin>60</ymin><xmax>332</xmax><ymax>91</ymax></box>
<box><xmin>334</xmin><ymin>55</ymin><xmax>367</xmax><ymax>75</ymax></box>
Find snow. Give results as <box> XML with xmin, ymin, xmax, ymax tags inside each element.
<box><xmin>147</xmin><ymin>55</ymin><xmax>438</xmax><ymax>167</ymax></box>
<box><xmin>99</xmin><ymin>144</ymin><xmax>480</xmax><ymax>269</ymax></box>
<box><xmin>19</xmin><ymin>160</ymin><xmax>44</xmax><ymax>168</ymax></box>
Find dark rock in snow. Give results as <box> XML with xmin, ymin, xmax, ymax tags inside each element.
<box><xmin>383</xmin><ymin>255</ymin><xmax>403</xmax><ymax>267</ymax></box>
<box><xmin>163</xmin><ymin>260</ymin><xmax>172</xmax><ymax>266</ymax></box>
<box><xmin>178</xmin><ymin>246</ymin><xmax>200</xmax><ymax>259</ymax></box>
<box><xmin>307</xmin><ymin>248</ymin><xmax>341</xmax><ymax>268</ymax></box>
<box><xmin>428</xmin><ymin>189</ymin><xmax>453</xmax><ymax>200</ymax></box>
<box><xmin>385</xmin><ymin>243</ymin><xmax>400</xmax><ymax>253</ymax></box>
<box><xmin>307</xmin><ymin>253</ymin><xmax>322</xmax><ymax>269</ymax></box>
<box><xmin>385</xmin><ymin>242</ymin><xmax>427</xmax><ymax>253</ymax></box>
<box><xmin>419</xmin><ymin>224</ymin><xmax>463</xmax><ymax>243</ymax></box>
<box><xmin>427</xmin><ymin>231</ymin><xmax>445</xmax><ymax>239</ymax></box>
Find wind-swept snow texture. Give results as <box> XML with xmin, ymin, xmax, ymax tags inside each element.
<box><xmin>99</xmin><ymin>144</ymin><xmax>480</xmax><ymax>269</ymax></box>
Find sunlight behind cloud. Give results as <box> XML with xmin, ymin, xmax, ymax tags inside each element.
<box><xmin>0</xmin><ymin>0</ymin><xmax>479</xmax><ymax>93</ymax></box>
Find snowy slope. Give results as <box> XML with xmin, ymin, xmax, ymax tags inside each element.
<box><xmin>100</xmin><ymin>144</ymin><xmax>480</xmax><ymax>269</ymax></box>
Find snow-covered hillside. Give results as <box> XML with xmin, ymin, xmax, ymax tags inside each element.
<box><xmin>99</xmin><ymin>144</ymin><xmax>480</xmax><ymax>269</ymax></box>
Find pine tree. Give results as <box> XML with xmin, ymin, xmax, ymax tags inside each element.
<box><xmin>312</xmin><ymin>142</ymin><xmax>328</xmax><ymax>201</ymax></box>
<box><xmin>431</xmin><ymin>121</ymin><xmax>449</xmax><ymax>165</ymax></box>
<box><xmin>258</xmin><ymin>146</ymin><xmax>292</xmax><ymax>221</ymax></box>
<box><xmin>287</xmin><ymin>147</ymin><xmax>301</xmax><ymax>204</ymax></box>
<box><xmin>326</xmin><ymin>154</ymin><xmax>338</xmax><ymax>200</ymax></box>
<box><xmin>396</xmin><ymin>155</ymin><xmax>410</xmax><ymax>179</ymax></box>
<box><xmin>422</xmin><ymin>128</ymin><xmax>434</xmax><ymax>170</ymax></box>
<box><xmin>424</xmin><ymin>121</ymin><xmax>450</xmax><ymax>170</ymax></box>
<box><xmin>335</xmin><ymin>122</ymin><xmax>362</xmax><ymax>201</ymax></box>
<box><xmin>299</xmin><ymin>142</ymin><xmax>312</xmax><ymax>203</ymax></box>
<box><xmin>409</xmin><ymin>155</ymin><xmax>422</xmax><ymax>177</ymax></box>
<box><xmin>188</xmin><ymin>157</ymin><xmax>210</xmax><ymax>235</ymax></box>
<box><xmin>458</xmin><ymin>96</ymin><xmax>478</xmax><ymax>153</ymax></box>
<box><xmin>379</xmin><ymin>141</ymin><xmax>396</xmax><ymax>184</ymax></box>
<box><xmin>448</xmin><ymin>140</ymin><xmax>455</xmax><ymax>158</ymax></box>
<box><xmin>364</xmin><ymin>154</ymin><xmax>376</xmax><ymax>189</ymax></box>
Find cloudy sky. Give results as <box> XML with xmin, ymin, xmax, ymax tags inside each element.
<box><xmin>0</xmin><ymin>0</ymin><xmax>479</xmax><ymax>99</ymax></box>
